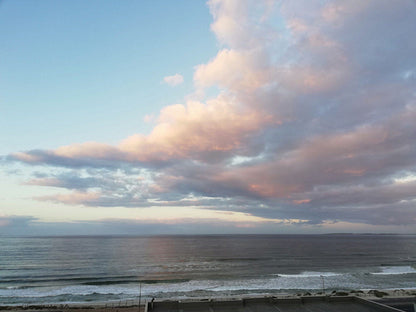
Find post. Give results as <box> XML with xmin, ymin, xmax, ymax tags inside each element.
<box><xmin>139</xmin><ymin>283</ymin><xmax>142</xmax><ymax>311</ymax></box>
<box><xmin>320</xmin><ymin>275</ymin><xmax>325</xmax><ymax>295</ymax></box>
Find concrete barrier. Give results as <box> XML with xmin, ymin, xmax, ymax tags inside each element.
<box><xmin>146</xmin><ymin>295</ymin><xmax>406</xmax><ymax>312</ymax></box>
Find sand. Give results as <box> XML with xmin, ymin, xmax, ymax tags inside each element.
<box><xmin>2</xmin><ymin>289</ymin><xmax>415</xmax><ymax>312</ymax></box>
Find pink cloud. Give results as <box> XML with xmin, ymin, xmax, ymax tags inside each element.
<box><xmin>208</xmin><ymin>0</ymin><xmax>276</xmax><ymax>49</ymax></box>
<box><xmin>35</xmin><ymin>191</ymin><xmax>101</xmax><ymax>205</ymax></box>
<box><xmin>194</xmin><ymin>49</ymin><xmax>272</xmax><ymax>93</ymax></box>
<box><xmin>12</xmin><ymin>96</ymin><xmax>272</xmax><ymax>165</ymax></box>
<box><xmin>293</xmin><ymin>199</ymin><xmax>311</xmax><ymax>205</ymax></box>
<box><xmin>118</xmin><ymin>98</ymin><xmax>272</xmax><ymax>162</ymax></box>
<box><xmin>8</xmin><ymin>0</ymin><xmax>416</xmax><ymax>229</ymax></box>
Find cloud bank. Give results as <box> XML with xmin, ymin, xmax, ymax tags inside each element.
<box><xmin>8</xmin><ymin>0</ymin><xmax>416</xmax><ymax>231</ymax></box>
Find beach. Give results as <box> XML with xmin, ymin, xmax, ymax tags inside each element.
<box><xmin>2</xmin><ymin>289</ymin><xmax>416</xmax><ymax>312</ymax></box>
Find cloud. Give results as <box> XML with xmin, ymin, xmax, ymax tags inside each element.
<box><xmin>10</xmin><ymin>97</ymin><xmax>271</xmax><ymax>166</ymax></box>
<box><xmin>163</xmin><ymin>73</ymin><xmax>184</xmax><ymax>86</ymax></box>
<box><xmin>0</xmin><ymin>215</ymin><xmax>37</xmax><ymax>235</ymax></box>
<box><xmin>6</xmin><ymin>0</ymin><xmax>416</xmax><ymax>231</ymax></box>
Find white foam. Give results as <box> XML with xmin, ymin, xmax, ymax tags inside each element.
<box><xmin>372</xmin><ymin>266</ymin><xmax>416</xmax><ymax>275</ymax></box>
<box><xmin>0</xmin><ymin>277</ymin><xmax>325</xmax><ymax>299</ymax></box>
<box><xmin>2</xmin><ymin>267</ymin><xmax>416</xmax><ymax>302</ymax></box>
<box><xmin>277</xmin><ymin>271</ymin><xmax>343</xmax><ymax>278</ymax></box>
<box><xmin>0</xmin><ymin>285</ymin><xmax>134</xmax><ymax>298</ymax></box>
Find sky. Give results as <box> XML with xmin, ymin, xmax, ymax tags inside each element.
<box><xmin>1</xmin><ymin>0</ymin><xmax>416</xmax><ymax>236</ymax></box>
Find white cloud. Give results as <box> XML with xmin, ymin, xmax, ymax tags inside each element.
<box><xmin>163</xmin><ymin>73</ymin><xmax>184</xmax><ymax>86</ymax></box>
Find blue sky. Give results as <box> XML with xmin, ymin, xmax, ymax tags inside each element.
<box><xmin>1</xmin><ymin>0</ymin><xmax>216</xmax><ymax>151</ymax></box>
<box><xmin>1</xmin><ymin>0</ymin><xmax>416</xmax><ymax>235</ymax></box>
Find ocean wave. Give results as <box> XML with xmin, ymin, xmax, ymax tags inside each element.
<box><xmin>372</xmin><ymin>266</ymin><xmax>416</xmax><ymax>275</ymax></box>
<box><xmin>276</xmin><ymin>271</ymin><xmax>343</xmax><ymax>278</ymax></box>
<box><xmin>2</xmin><ymin>272</ymin><xmax>416</xmax><ymax>304</ymax></box>
<box><xmin>0</xmin><ymin>275</ymin><xmax>346</xmax><ymax>299</ymax></box>
<box><xmin>1</xmin><ymin>286</ymin><xmax>32</xmax><ymax>290</ymax></box>
<box><xmin>2</xmin><ymin>267</ymin><xmax>415</xmax><ymax>301</ymax></box>
<box><xmin>83</xmin><ymin>279</ymin><xmax>190</xmax><ymax>286</ymax></box>
<box><xmin>0</xmin><ymin>275</ymin><xmax>159</xmax><ymax>287</ymax></box>
<box><xmin>215</xmin><ymin>258</ymin><xmax>270</xmax><ymax>262</ymax></box>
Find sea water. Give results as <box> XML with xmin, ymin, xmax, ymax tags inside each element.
<box><xmin>1</xmin><ymin>234</ymin><xmax>416</xmax><ymax>305</ymax></box>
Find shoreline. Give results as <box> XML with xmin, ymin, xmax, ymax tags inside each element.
<box><xmin>2</xmin><ymin>289</ymin><xmax>416</xmax><ymax>311</ymax></box>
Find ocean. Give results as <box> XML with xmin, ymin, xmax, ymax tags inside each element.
<box><xmin>1</xmin><ymin>234</ymin><xmax>416</xmax><ymax>305</ymax></box>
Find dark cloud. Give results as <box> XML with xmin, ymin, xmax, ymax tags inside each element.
<box><xmin>7</xmin><ymin>149</ymin><xmax>128</xmax><ymax>169</ymax></box>
<box><xmin>0</xmin><ymin>215</ymin><xmax>38</xmax><ymax>235</ymax></box>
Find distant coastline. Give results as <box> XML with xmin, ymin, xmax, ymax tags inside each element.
<box><xmin>2</xmin><ymin>232</ymin><xmax>416</xmax><ymax>239</ymax></box>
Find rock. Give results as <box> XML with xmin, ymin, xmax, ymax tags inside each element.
<box><xmin>368</xmin><ymin>290</ymin><xmax>388</xmax><ymax>298</ymax></box>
